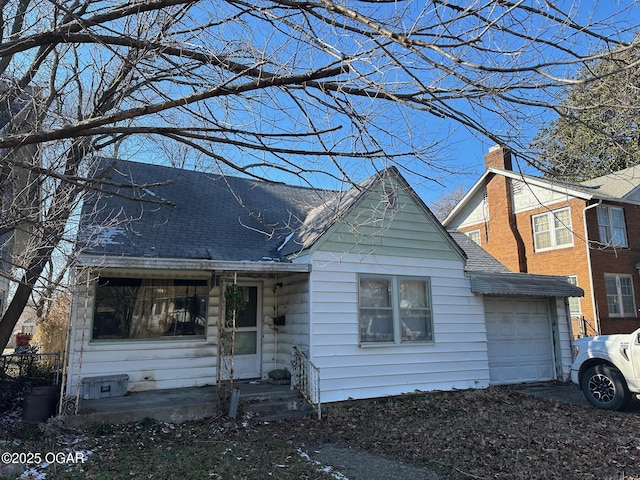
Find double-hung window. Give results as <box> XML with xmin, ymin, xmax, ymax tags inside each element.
<box><xmin>532</xmin><ymin>207</ymin><xmax>573</xmax><ymax>251</ymax></box>
<box><xmin>566</xmin><ymin>276</ymin><xmax>581</xmax><ymax>316</ymax></box>
<box><xmin>359</xmin><ymin>275</ymin><xmax>433</xmax><ymax>344</ymax></box>
<box><xmin>597</xmin><ymin>206</ymin><xmax>628</xmax><ymax>247</ymax></box>
<box><xmin>604</xmin><ymin>274</ymin><xmax>636</xmax><ymax>317</ymax></box>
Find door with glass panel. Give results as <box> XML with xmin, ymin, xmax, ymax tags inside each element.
<box><xmin>225</xmin><ymin>284</ymin><xmax>261</xmax><ymax>379</ymax></box>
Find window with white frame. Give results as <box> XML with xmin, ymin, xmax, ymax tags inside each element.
<box><xmin>566</xmin><ymin>276</ymin><xmax>580</xmax><ymax>316</ymax></box>
<box><xmin>604</xmin><ymin>274</ymin><xmax>636</xmax><ymax>317</ymax></box>
<box><xmin>466</xmin><ymin>230</ymin><xmax>481</xmax><ymax>245</ymax></box>
<box><xmin>597</xmin><ymin>206</ymin><xmax>628</xmax><ymax>247</ymax></box>
<box><xmin>532</xmin><ymin>207</ymin><xmax>573</xmax><ymax>251</ymax></box>
<box><xmin>359</xmin><ymin>276</ymin><xmax>433</xmax><ymax>344</ymax></box>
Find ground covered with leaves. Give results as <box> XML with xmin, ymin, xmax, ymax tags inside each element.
<box><xmin>1</xmin><ymin>385</ymin><xmax>639</xmax><ymax>479</ymax></box>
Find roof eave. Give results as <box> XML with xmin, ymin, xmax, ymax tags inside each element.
<box><xmin>75</xmin><ymin>255</ymin><xmax>312</xmax><ymax>273</ymax></box>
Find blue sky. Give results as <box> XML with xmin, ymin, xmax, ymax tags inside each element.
<box><xmin>117</xmin><ymin>1</ymin><xmax>640</xmax><ymax>209</ymax></box>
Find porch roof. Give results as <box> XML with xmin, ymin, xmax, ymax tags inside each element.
<box><xmin>469</xmin><ymin>272</ymin><xmax>584</xmax><ymax>298</ymax></box>
<box><xmin>75</xmin><ymin>254</ymin><xmax>312</xmax><ymax>274</ymax></box>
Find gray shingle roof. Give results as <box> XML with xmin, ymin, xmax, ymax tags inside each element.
<box><xmin>448</xmin><ymin>231</ymin><xmax>509</xmax><ymax>274</ymax></box>
<box><xmin>78</xmin><ymin>159</ymin><xmax>337</xmax><ymax>261</ymax></box>
<box><xmin>449</xmin><ymin>231</ymin><xmax>583</xmax><ymax>297</ymax></box>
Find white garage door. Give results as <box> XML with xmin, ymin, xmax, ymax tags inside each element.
<box><xmin>485</xmin><ymin>297</ymin><xmax>555</xmax><ymax>385</ymax></box>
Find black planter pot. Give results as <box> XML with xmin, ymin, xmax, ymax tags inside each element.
<box><xmin>22</xmin><ymin>385</ymin><xmax>60</xmax><ymax>422</ymax></box>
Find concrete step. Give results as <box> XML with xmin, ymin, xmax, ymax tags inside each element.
<box><xmin>242</xmin><ymin>389</ymin><xmax>315</xmax><ymax>421</ymax></box>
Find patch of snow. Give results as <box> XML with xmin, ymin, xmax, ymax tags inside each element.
<box><xmin>19</xmin><ymin>467</ymin><xmax>46</xmax><ymax>479</ymax></box>
<box><xmin>143</xmin><ymin>188</ymin><xmax>157</xmax><ymax>197</ymax></box>
<box><xmin>298</xmin><ymin>449</ymin><xmax>349</xmax><ymax>480</ymax></box>
<box><xmin>277</xmin><ymin>232</ymin><xmax>295</xmax><ymax>252</ymax></box>
<box><xmin>86</xmin><ymin>226</ymin><xmax>126</xmax><ymax>246</ymax></box>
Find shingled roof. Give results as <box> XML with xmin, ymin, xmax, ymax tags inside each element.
<box><xmin>78</xmin><ymin>159</ymin><xmax>339</xmax><ymax>262</ymax></box>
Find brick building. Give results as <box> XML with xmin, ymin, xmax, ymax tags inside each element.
<box><xmin>443</xmin><ymin>145</ymin><xmax>640</xmax><ymax>337</ymax></box>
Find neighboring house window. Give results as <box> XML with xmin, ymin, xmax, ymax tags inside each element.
<box><xmin>604</xmin><ymin>274</ymin><xmax>636</xmax><ymax>317</ymax></box>
<box><xmin>92</xmin><ymin>277</ymin><xmax>208</xmax><ymax>340</ymax></box>
<box><xmin>597</xmin><ymin>206</ymin><xmax>628</xmax><ymax>247</ymax></box>
<box><xmin>359</xmin><ymin>276</ymin><xmax>433</xmax><ymax>344</ymax></box>
<box><xmin>466</xmin><ymin>230</ymin><xmax>481</xmax><ymax>245</ymax></box>
<box><xmin>532</xmin><ymin>207</ymin><xmax>573</xmax><ymax>251</ymax></box>
<box><xmin>567</xmin><ymin>276</ymin><xmax>580</xmax><ymax>316</ymax></box>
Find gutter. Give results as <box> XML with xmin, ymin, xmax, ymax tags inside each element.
<box><xmin>583</xmin><ymin>199</ymin><xmax>602</xmax><ymax>334</ymax></box>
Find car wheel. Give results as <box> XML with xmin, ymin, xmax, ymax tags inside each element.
<box><xmin>581</xmin><ymin>364</ymin><xmax>631</xmax><ymax>411</ymax></box>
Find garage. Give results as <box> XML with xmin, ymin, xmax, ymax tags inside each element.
<box><xmin>484</xmin><ymin>296</ymin><xmax>555</xmax><ymax>384</ymax></box>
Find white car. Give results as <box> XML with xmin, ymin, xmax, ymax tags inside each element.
<box><xmin>571</xmin><ymin>328</ymin><xmax>640</xmax><ymax>410</ymax></box>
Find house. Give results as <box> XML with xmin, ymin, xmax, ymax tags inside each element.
<box><xmin>65</xmin><ymin>159</ymin><xmax>582</xmax><ymax>408</ymax></box>
<box><xmin>443</xmin><ymin>145</ymin><xmax>640</xmax><ymax>337</ymax></box>
<box><xmin>0</xmin><ymin>82</ymin><xmax>41</xmax><ymax>320</ymax></box>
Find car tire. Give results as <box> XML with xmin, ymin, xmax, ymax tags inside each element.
<box><xmin>581</xmin><ymin>364</ymin><xmax>631</xmax><ymax>411</ymax></box>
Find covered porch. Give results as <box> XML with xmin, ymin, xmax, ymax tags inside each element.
<box><xmin>63</xmin><ymin>379</ymin><xmax>314</xmax><ymax>428</ymax></box>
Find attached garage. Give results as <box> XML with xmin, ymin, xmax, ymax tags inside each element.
<box><xmin>450</xmin><ymin>233</ymin><xmax>584</xmax><ymax>385</ymax></box>
<box><xmin>484</xmin><ymin>296</ymin><xmax>554</xmax><ymax>384</ymax></box>
<box><xmin>470</xmin><ymin>272</ymin><xmax>584</xmax><ymax>385</ymax></box>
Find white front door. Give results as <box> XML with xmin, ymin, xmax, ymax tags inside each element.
<box><xmin>229</xmin><ymin>284</ymin><xmax>261</xmax><ymax>379</ymax></box>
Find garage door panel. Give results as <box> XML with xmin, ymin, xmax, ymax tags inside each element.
<box><xmin>485</xmin><ymin>297</ymin><xmax>555</xmax><ymax>385</ymax></box>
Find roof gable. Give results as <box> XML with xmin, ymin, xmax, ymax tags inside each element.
<box><xmin>443</xmin><ymin>165</ymin><xmax>640</xmax><ymax>228</ymax></box>
<box><xmin>284</xmin><ymin>167</ymin><xmax>466</xmax><ymax>262</ymax></box>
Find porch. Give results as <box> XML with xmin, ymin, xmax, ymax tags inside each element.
<box><xmin>63</xmin><ymin>380</ymin><xmax>313</xmax><ymax>428</ymax></box>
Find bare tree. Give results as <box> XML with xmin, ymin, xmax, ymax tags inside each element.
<box><xmin>431</xmin><ymin>186</ymin><xmax>467</xmax><ymax>222</ymax></box>
<box><xmin>0</xmin><ymin>0</ymin><xmax>639</xmax><ymax>348</ymax></box>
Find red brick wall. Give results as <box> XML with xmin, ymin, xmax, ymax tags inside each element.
<box><xmin>586</xmin><ymin>202</ymin><xmax>640</xmax><ymax>334</ymax></box>
<box><xmin>465</xmin><ymin>195</ymin><xmax>640</xmax><ymax>336</ymax></box>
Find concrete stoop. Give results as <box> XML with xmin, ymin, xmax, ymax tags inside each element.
<box><xmin>61</xmin><ymin>383</ymin><xmax>315</xmax><ymax>428</ymax></box>
<box><xmin>242</xmin><ymin>388</ymin><xmax>315</xmax><ymax>422</ymax></box>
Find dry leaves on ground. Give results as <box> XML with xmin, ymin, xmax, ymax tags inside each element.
<box><xmin>265</xmin><ymin>386</ymin><xmax>640</xmax><ymax>479</ymax></box>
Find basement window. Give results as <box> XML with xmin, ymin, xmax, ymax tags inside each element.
<box><xmin>532</xmin><ymin>207</ymin><xmax>573</xmax><ymax>252</ymax></box>
<box><xmin>92</xmin><ymin>277</ymin><xmax>208</xmax><ymax>340</ymax></box>
<box><xmin>358</xmin><ymin>275</ymin><xmax>433</xmax><ymax>344</ymax></box>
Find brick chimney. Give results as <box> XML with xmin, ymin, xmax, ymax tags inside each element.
<box><xmin>483</xmin><ymin>145</ymin><xmax>527</xmax><ymax>272</ymax></box>
<box><xmin>484</xmin><ymin>144</ymin><xmax>512</xmax><ymax>171</ymax></box>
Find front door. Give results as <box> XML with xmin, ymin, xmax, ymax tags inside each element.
<box><xmin>228</xmin><ymin>284</ymin><xmax>261</xmax><ymax>379</ymax></box>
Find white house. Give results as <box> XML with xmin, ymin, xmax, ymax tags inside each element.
<box><xmin>66</xmin><ymin>160</ymin><xmax>582</xmax><ymax>407</ymax></box>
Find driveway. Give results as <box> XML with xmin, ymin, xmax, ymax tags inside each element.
<box><xmin>517</xmin><ymin>381</ymin><xmax>640</xmax><ymax>414</ymax></box>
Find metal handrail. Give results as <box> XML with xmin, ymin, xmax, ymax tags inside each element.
<box><xmin>291</xmin><ymin>346</ymin><xmax>321</xmax><ymax>419</ymax></box>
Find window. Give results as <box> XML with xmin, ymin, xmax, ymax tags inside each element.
<box><xmin>604</xmin><ymin>274</ymin><xmax>636</xmax><ymax>317</ymax></box>
<box><xmin>597</xmin><ymin>206</ymin><xmax>628</xmax><ymax>247</ymax></box>
<box><xmin>567</xmin><ymin>276</ymin><xmax>580</xmax><ymax>316</ymax></box>
<box><xmin>532</xmin><ymin>207</ymin><xmax>573</xmax><ymax>251</ymax></box>
<box><xmin>359</xmin><ymin>276</ymin><xmax>433</xmax><ymax>344</ymax></box>
<box><xmin>466</xmin><ymin>230</ymin><xmax>481</xmax><ymax>246</ymax></box>
<box><xmin>92</xmin><ymin>277</ymin><xmax>208</xmax><ymax>340</ymax></box>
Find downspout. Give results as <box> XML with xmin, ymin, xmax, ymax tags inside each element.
<box><xmin>583</xmin><ymin>199</ymin><xmax>602</xmax><ymax>335</ymax></box>
<box><xmin>506</xmin><ymin>177</ymin><xmax>527</xmax><ymax>273</ymax></box>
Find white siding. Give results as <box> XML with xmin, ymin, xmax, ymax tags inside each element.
<box><xmin>66</xmin><ymin>272</ymin><xmax>220</xmax><ymax>396</ymax></box>
<box><xmin>67</xmin><ymin>270</ymin><xmax>312</xmax><ymax>395</ymax></box>
<box><xmin>447</xmin><ymin>188</ymin><xmax>487</xmax><ymax>229</ymax></box>
<box><xmin>308</xmin><ymin>251</ymin><xmax>489</xmax><ymax>403</ymax></box>
<box><xmin>512</xmin><ymin>180</ymin><xmax>572</xmax><ymax>213</ymax></box>
<box><xmin>260</xmin><ymin>274</ymin><xmax>310</xmax><ymax>376</ymax></box>
<box><xmin>555</xmin><ymin>297</ymin><xmax>574</xmax><ymax>381</ymax></box>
